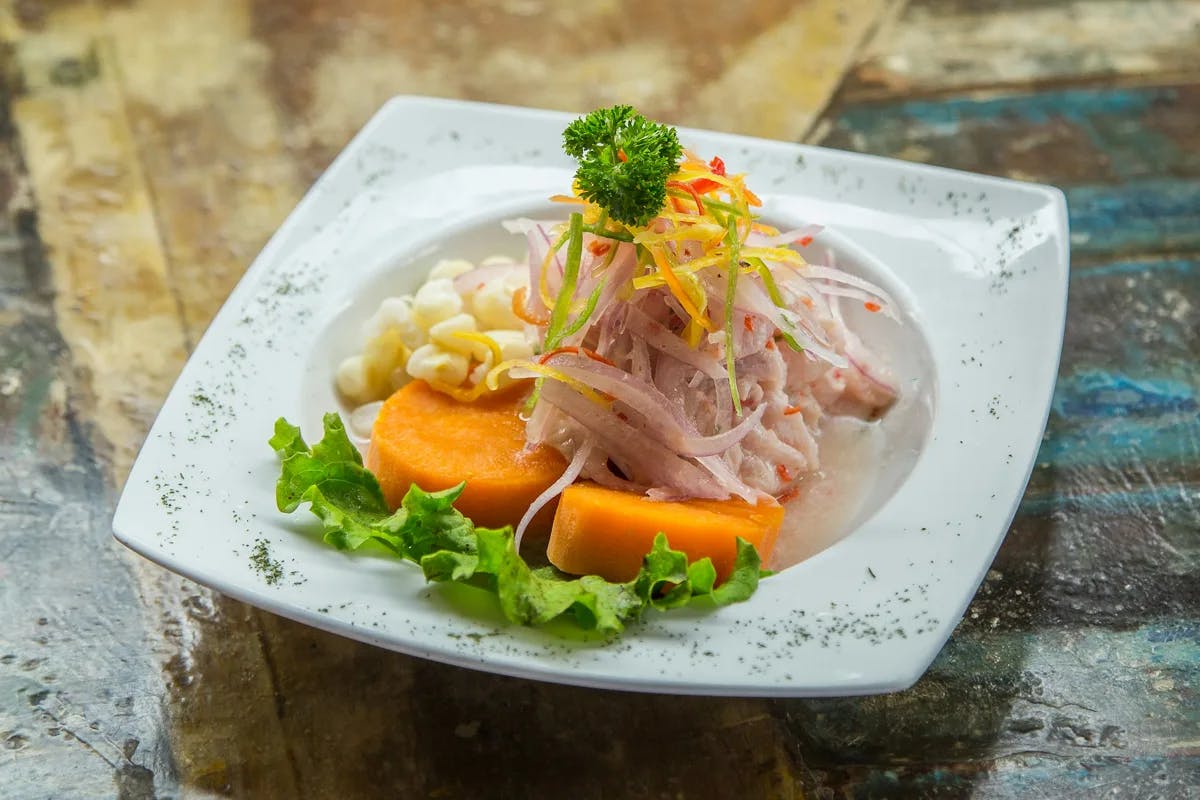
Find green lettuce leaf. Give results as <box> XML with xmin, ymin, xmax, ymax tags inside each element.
<box><xmin>270</xmin><ymin>413</ymin><xmax>765</xmax><ymax>634</ymax></box>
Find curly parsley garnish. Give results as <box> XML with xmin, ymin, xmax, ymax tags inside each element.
<box><xmin>562</xmin><ymin>105</ymin><xmax>683</xmax><ymax>227</ymax></box>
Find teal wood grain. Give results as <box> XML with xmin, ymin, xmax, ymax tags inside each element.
<box><xmin>823</xmin><ymin>84</ymin><xmax>1200</xmax><ymax>262</ymax></box>
<box><xmin>1041</xmin><ymin>258</ymin><xmax>1198</xmax><ymax>470</ymax></box>
<box><xmin>825</xmin><ymin>85</ymin><xmax>1200</xmax><ymax>182</ymax></box>
<box><xmin>816</xmin><ymin>79</ymin><xmax>1200</xmax><ymax>797</ymax></box>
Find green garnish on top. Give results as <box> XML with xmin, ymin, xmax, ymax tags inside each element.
<box><xmin>562</xmin><ymin>105</ymin><xmax>683</xmax><ymax>227</ymax></box>
<box><xmin>269</xmin><ymin>413</ymin><xmax>765</xmax><ymax>634</ymax></box>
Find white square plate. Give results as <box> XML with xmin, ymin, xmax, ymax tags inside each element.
<box><xmin>113</xmin><ymin>97</ymin><xmax>1068</xmax><ymax>696</ymax></box>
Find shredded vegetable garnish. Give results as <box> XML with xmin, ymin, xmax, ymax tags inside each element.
<box><xmin>497</xmin><ymin>106</ymin><xmax>900</xmax><ymax>503</ymax></box>
<box><xmin>301</xmin><ymin>106</ymin><xmax>903</xmax><ymax>637</ymax></box>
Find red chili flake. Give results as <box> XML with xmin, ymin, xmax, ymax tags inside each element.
<box><xmin>776</xmin><ymin>464</ymin><xmax>793</xmax><ymax>482</ymax></box>
<box><xmin>617</xmin><ymin>149</ymin><xmax>628</xmax><ymax>163</ymax></box>
<box><xmin>777</xmin><ymin>487</ymin><xmax>800</xmax><ymax>503</ymax></box>
<box><xmin>864</xmin><ymin>301</ymin><xmax>882</xmax><ymax>313</ymax></box>
<box><xmin>798</xmin><ymin>236</ymin><xmax>813</xmax><ymax>247</ymax></box>
<box><xmin>709</xmin><ymin>156</ymin><xmax>726</xmax><ymax>176</ymax></box>
<box><xmin>587</xmin><ymin>239</ymin><xmax>612</xmax><ymax>257</ymax></box>
<box><xmin>616</xmin><ymin>412</ymin><xmax>628</xmax><ymax>422</ymax></box>
<box><xmin>783</xmin><ymin>405</ymin><xmax>803</xmax><ymax>416</ymax></box>
<box><xmin>765</xmin><ymin>338</ymin><xmax>776</xmax><ymax>350</ymax></box>
<box><xmin>743</xmin><ymin>315</ymin><xmax>755</xmax><ymax>332</ymax></box>
<box><xmin>476</xmin><ymin>282</ymin><xmax>486</xmax><ymax>291</ymax></box>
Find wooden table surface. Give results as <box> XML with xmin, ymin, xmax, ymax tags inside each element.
<box><xmin>2</xmin><ymin>1</ymin><xmax>1198</xmax><ymax>797</ymax></box>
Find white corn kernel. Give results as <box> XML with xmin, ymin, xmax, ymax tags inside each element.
<box><xmin>427</xmin><ymin>313</ymin><xmax>489</xmax><ymax>359</ymax></box>
<box><xmin>472</xmin><ymin>330</ymin><xmax>535</xmax><ymax>387</ymax></box>
<box><xmin>427</xmin><ymin>258</ymin><xmax>475</xmax><ymax>281</ymax></box>
<box><xmin>335</xmin><ymin>355</ymin><xmax>370</xmax><ymax>402</ymax></box>
<box><xmin>406</xmin><ymin>344</ymin><xmax>469</xmax><ymax>386</ymax></box>
<box><xmin>363</xmin><ymin>296</ymin><xmax>425</xmax><ymax>350</ymax></box>
<box><xmin>412</xmin><ymin>278</ymin><xmax>463</xmax><ymax>330</ymax></box>
<box><xmin>472</xmin><ymin>270</ymin><xmax>525</xmax><ymax>330</ymax></box>
<box><xmin>484</xmin><ymin>329</ymin><xmax>535</xmax><ymax>362</ymax></box>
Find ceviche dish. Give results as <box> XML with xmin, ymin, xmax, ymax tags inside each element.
<box><xmin>271</xmin><ymin>106</ymin><xmax>901</xmax><ymax>634</ymax></box>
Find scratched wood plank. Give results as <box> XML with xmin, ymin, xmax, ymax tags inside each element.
<box><xmin>782</xmin><ymin>625</ymin><xmax>1200</xmax><ymax>796</ymax></box>
<box><xmin>848</xmin><ymin>0</ymin><xmax>1200</xmax><ymax>100</ymax></box>
<box><xmin>2</xmin><ymin>4</ymin><xmax>300</xmax><ymax>796</ymax></box>
<box><xmin>809</xmin><ymin>72</ymin><xmax>1200</xmax><ymax>797</ymax></box>
<box><xmin>820</xmin><ymin>84</ymin><xmax>1200</xmax><ymax>261</ymax></box>
<box><xmin>249</xmin><ymin>0</ymin><xmax>897</xmax><ymax>185</ymax></box>
<box><xmin>0</xmin><ymin>90</ymin><xmax>166</xmax><ymax>798</ymax></box>
<box><xmin>3</xmin><ymin>0</ymin><xmax>1197</xmax><ymax>798</ymax></box>
<box><xmin>103</xmin><ymin>0</ymin><xmax>307</xmax><ymax>344</ymax></box>
<box><xmin>19</xmin><ymin>0</ymin><xmax>896</xmax><ymax>796</ymax></box>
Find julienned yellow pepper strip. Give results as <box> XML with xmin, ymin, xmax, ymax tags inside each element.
<box><xmin>449</xmin><ymin>331</ymin><xmax>504</xmax><ymax>365</ymax></box>
<box><xmin>485</xmin><ymin>359</ymin><xmax>611</xmax><ymax>406</ymax></box>
<box><xmin>648</xmin><ymin>246</ymin><xmax>715</xmax><ymax>333</ymax></box>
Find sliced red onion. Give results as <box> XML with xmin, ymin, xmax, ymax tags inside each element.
<box><xmin>814</xmin><ymin>284</ymin><xmax>899</xmax><ymax>319</ymax></box>
<box><xmin>563</xmin><ymin>243</ymin><xmax>637</xmax><ymax>347</ymax></box>
<box><xmin>695</xmin><ymin>455</ymin><xmax>765</xmax><ymax>504</ymax></box>
<box><xmin>728</xmin><ymin>276</ymin><xmax>848</xmax><ymax>367</ymax></box>
<box><xmin>501</xmin><ymin>217</ymin><xmax>544</xmax><ymax>235</ymax></box>
<box><xmin>745</xmin><ymin>224</ymin><xmax>824</xmax><ymax>247</ymax></box>
<box><xmin>538</xmin><ymin>381</ymin><xmax>728</xmax><ymax>499</ymax></box>
<box><xmin>845</xmin><ymin>337</ymin><xmax>900</xmax><ymax>398</ymax></box>
<box><xmin>546</xmin><ymin>356</ymin><xmax>767</xmax><ymax>457</ymax></box>
<box><xmin>800</xmin><ymin>264</ymin><xmax>898</xmax><ymax>317</ymax></box>
<box><xmin>453</xmin><ymin>262</ymin><xmax>519</xmax><ymax>295</ymax></box>
<box><xmin>625</xmin><ymin>307</ymin><xmax>724</xmax><ymax>379</ymax></box>
<box><xmin>581</xmin><ymin>449</ymin><xmax>647</xmax><ymax>494</ymax></box>
<box><xmin>514</xmin><ymin>440</ymin><xmax>592</xmax><ymax>553</ymax></box>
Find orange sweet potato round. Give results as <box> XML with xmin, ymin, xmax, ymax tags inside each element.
<box><xmin>367</xmin><ymin>380</ymin><xmax>566</xmax><ymax>535</ymax></box>
<box><xmin>547</xmin><ymin>483</ymin><xmax>784</xmax><ymax>582</ymax></box>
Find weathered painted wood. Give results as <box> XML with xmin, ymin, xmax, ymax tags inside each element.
<box><xmin>822</xmin><ymin>84</ymin><xmax>1200</xmax><ymax>264</ymax></box>
<box><xmin>1</xmin><ymin>0</ymin><xmax>1197</xmax><ymax>798</ymax></box>
<box><xmin>849</xmin><ymin>0</ymin><xmax>1200</xmax><ymax>99</ymax></box>
<box><xmin>0</xmin><ymin>134</ymin><xmax>167</xmax><ymax>799</ymax></box>
<box><xmin>823</xmin><ymin>83</ymin><xmax>1200</xmax><ymax>180</ymax></box>
<box><xmin>3</xmin><ymin>4</ymin><xmax>300</xmax><ymax>794</ymax></box>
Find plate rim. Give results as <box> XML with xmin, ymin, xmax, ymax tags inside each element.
<box><xmin>113</xmin><ymin>95</ymin><xmax>1070</xmax><ymax>696</ymax></box>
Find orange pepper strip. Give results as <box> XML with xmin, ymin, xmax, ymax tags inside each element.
<box><xmin>538</xmin><ymin>346</ymin><xmax>617</xmax><ymax>367</ymax></box>
<box><xmin>667</xmin><ymin>180</ymin><xmax>705</xmax><ymax>214</ymax></box>
<box><xmin>649</xmin><ymin>246</ymin><xmax>716</xmax><ymax>332</ymax></box>
<box><xmin>512</xmin><ymin>286</ymin><xmax>550</xmax><ymax>325</ymax></box>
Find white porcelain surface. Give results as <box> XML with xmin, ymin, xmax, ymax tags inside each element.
<box><xmin>113</xmin><ymin>97</ymin><xmax>1068</xmax><ymax>696</ymax></box>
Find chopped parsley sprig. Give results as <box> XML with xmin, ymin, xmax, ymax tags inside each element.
<box><xmin>562</xmin><ymin>105</ymin><xmax>682</xmax><ymax>227</ymax></box>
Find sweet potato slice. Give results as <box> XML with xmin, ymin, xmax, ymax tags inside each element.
<box><xmin>547</xmin><ymin>483</ymin><xmax>784</xmax><ymax>582</ymax></box>
<box><xmin>367</xmin><ymin>380</ymin><xmax>566</xmax><ymax>534</ymax></box>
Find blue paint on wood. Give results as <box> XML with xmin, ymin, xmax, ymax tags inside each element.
<box><xmin>1067</xmin><ymin>179</ymin><xmax>1200</xmax><ymax>256</ymax></box>
<box><xmin>1145</xmin><ymin>622</ymin><xmax>1200</xmax><ymax>644</ymax></box>
<box><xmin>1018</xmin><ymin>484</ymin><xmax>1200</xmax><ymax>516</ymax></box>
<box><xmin>826</xmin><ymin>83</ymin><xmax>1199</xmax><ymax>207</ymax></box>
<box><xmin>1038</xmin><ymin>413</ymin><xmax>1198</xmax><ymax>465</ymax></box>
<box><xmin>1052</xmin><ymin>371</ymin><xmax>1196</xmax><ymax>419</ymax></box>
<box><xmin>1076</xmin><ymin>258</ymin><xmax>1198</xmax><ymax>278</ymax></box>
<box><xmin>836</xmin><ymin>86</ymin><xmax>1169</xmax><ymax>130</ymax></box>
